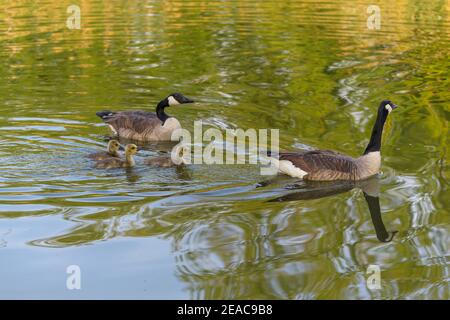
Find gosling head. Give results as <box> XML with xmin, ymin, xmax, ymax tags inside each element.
<box><xmin>125</xmin><ymin>144</ymin><xmax>138</xmax><ymax>156</ymax></box>
<box><xmin>107</xmin><ymin>140</ymin><xmax>121</xmax><ymax>153</ymax></box>
<box><xmin>158</xmin><ymin>93</ymin><xmax>194</xmax><ymax>108</ymax></box>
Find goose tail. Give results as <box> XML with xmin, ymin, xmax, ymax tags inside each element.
<box><xmin>261</xmin><ymin>150</ymin><xmax>307</xmax><ymax>179</ymax></box>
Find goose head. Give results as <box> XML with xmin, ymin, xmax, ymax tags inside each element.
<box><xmin>379</xmin><ymin>100</ymin><xmax>398</xmax><ymax>117</ymax></box>
<box><xmin>125</xmin><ymin>144</ymin><xmax>138</xmax><ymax>156</ymax></box>
<box><xmin>107</xmin><ymin>140</ymin><xmax>121</xmax><ymax>154</ymax></box>
<box><xmin>158</xmin><ymin>93</ymin><xmax>194</xmax><ymax>108</ymax></box>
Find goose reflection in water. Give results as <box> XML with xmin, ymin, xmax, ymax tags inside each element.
<box><xmin>266</xmin><ymin>176</ymin><xmax>397</xmax><ymax>243</ymax></box>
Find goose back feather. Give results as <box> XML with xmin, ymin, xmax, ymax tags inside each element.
<box><xmin>98</xmin><ymin>111</ymin><xmax>180</xmax><ymax>141</ymax></box>
<box><xmin>278</xmin><ymin>150</ymin><xmax>360</xmax><ymax>181</ymax></box>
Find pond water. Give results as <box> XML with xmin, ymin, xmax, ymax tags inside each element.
<box><xmin>0</xmin><ymin>0</ymin><xmax>449</xmax><ymax>299</ymax></box>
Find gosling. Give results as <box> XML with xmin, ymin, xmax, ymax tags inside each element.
<box><xmin>145</xmin><ymin>156</ymin><xmax>178</xmax><ymax>168</ymax></box>
<box><xmin>88</xmin><ymin>140</ymin><xmax>121</xmax><ymax>161</ymax></box>
<box><xmin>145</xmin><ymin>145</ymin><xmax>189</xmax><ymax>167</ymax></box>
<box><xmin>95</xmin><ymin>144</ymin><xmax>138</xmax><ymax>169</ymax></box>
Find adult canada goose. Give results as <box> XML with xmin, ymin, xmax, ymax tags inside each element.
<box><xmin>144</xmin><ymin>145</ymin><xmax>189</xmax><ymax>167</ymax></box>
<box><xmin>95</xmin><ymin>144</ymin><xmax>138</xmax><ymax>169</ymax></box>
<box><xmin>87</xmin><ymin>140</ymin><xmax>121</xmax><ymax>161</ymax></box>
<box><xmin>95</xmin><ymin>93</ymin><xmax>194</xmax><ymax>142</ymax></box>
<box><xmin>270</xmin><ymin>100</ymin><xmax>398</xmax><ymax>181</ymax></box>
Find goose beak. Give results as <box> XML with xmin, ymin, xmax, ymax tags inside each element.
<box><xmin>391</xmin><ymin>103</ymin><xmax>398</xmax><ymax>109</ymax></box>
<box><xmin>181</xmin><ymin>96</ymin><xmax>194</xmax><ymax>104</ymax></box>
<box><xmin>119</xmin><ymin>146</ymin><xmax>125</xmax><ymax>151</ymax></box>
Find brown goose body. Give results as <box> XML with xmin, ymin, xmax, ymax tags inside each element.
<box><xmin>96</xmin><ymin>93</ymin><xmax>194</xmax><ymax>142</ymax></box>
<box><xmin>272</xmin><ymin>100</ymin><xmax>398</xmax><ymax>181</ymax></box>
<box><xmin>95</xmin><ymin>144</ymin><xmax>137</xmax><ymax>169</ymax></box>
<box><xmin>276</xmin><ymin>150</ymin><xmax>380</xmax><ymax>181</ymax></box>
<box><xmin>100</xmin><ymin>111</ymin><xmax>181</xmax><ymax>141</ymax></box>
<box><xmin>87</xmin><ymin>140</ymin><xmax>121</xmax><ymax>161</ymax></box>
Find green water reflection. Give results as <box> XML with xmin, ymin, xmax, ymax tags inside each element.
<box><xmin>0</xmin><ymin>0</ymin><xmax>448</xmax><ymax>299</ymax></box>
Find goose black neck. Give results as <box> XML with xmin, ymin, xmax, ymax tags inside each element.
<box><xmin>156</xmin><ymin>99</ymin><xmax>170</xmax><ymax>124</ymax></box>
<box><xmin>363</xmin><ymin>109</ymin><xmax>387</xmax><ymax>155</ymax></box>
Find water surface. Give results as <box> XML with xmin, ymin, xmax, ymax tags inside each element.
<box><xmin>0</xmin><ymin>0</ymin><xmax>449</xmax><ymax>299</ymax></box>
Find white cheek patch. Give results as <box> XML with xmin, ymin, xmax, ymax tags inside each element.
<box><xmin>385</xmin><ymin>104</ymin><xmax>392</xmax><ymax>113</ymax></box>
<box><xmin>168</xmin><ymin>96</ymin><xmax>180</xmax><ymax>106</ymax></box>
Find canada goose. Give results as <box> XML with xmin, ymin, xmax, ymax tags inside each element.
<box><xmin>269</xmin><ymin>100</ymin><xmax>398</xmax><ymax>181</ymax></box>
<box><xmin>144</xmin><ymin>144</ymin><xmax>189</xmax><ymax>167</ymax></box>
<box><xmin>95</xmin><ymin>144</ymin><xmax>138</xmax><ymax>169</ymax></box>
<box><xmin>95</xmin><ymin>93</ymin><xmax>194</xmax><ymax>142</ymax></box>
<box><xmin>87</xmin><ymin>140</ymin><xmax>121</xmax><ymax>161</ymax></box>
